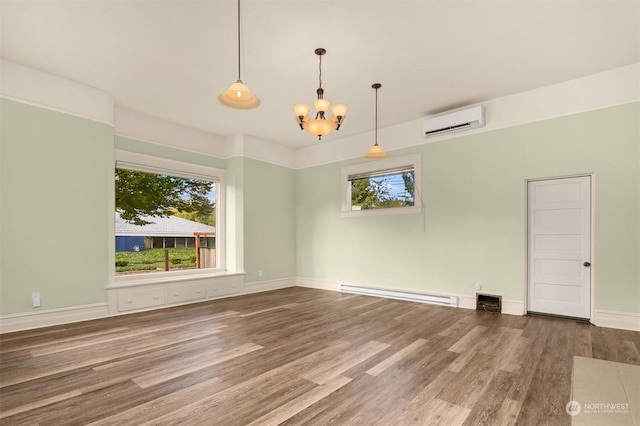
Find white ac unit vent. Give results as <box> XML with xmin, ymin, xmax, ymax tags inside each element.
<box><xmin>423</xmin><ymin>105</ymin><xmax>485</xmax><ymax>137</ymax></box>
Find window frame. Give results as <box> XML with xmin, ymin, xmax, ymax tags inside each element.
<box><xmin>114</xmin><ymin>150</ymin><xmax>226</xmax><ymax>282</ymax></box>
<box><xmin>341</xmin><ymin>153</ymin><xmax>422</xmax><ymax>217</ymax></box>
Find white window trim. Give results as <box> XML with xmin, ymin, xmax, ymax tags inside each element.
<box><xmin>341</xmin><ymin>153</ymin><xmax>423</xmax><ymax>217</ymax></box>
<box><xmin>114</xmin><ymin>150</ymin><xmax>226</xmax><ymax>282</ymax></box>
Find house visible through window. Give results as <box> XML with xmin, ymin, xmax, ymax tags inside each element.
<box><xmin>114</xmin><ymin>151</ymin><xmax>225</xmax><ymax>276</ymax></box>
<box><xmin>341</xmin><ymin>153</ymin><xmax>422</xmax><ymax>216</ymax></box>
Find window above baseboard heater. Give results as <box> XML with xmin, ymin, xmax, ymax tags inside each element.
<box><xmin>340</xmin><ymin>285</ymin><xmax>458</xmax><ymax>307</ymax></box>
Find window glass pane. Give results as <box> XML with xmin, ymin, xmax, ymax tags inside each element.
<box><xmin>114</xmin><ymin>168</ymin><xmax>217</xmax><ymax>275</ymax></box>
<box><xmin>350</xmin><ymin>170</ymin><xmax>415</xmax><ymax>210</ymax></box>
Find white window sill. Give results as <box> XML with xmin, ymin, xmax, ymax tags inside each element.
<box><xmin>341</xmin><ymin>205</ymin><xmax>423</xmax><ymax>218</ymax></box>
<box><xmin>109</xmin><ymin>270</ymin><xmax>245</xmax><ymax>289</ymax></box>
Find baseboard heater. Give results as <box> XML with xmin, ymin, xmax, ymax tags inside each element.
<box><xmin>340</xmin><ymin>285</ymin><xmax>458</xmax><ymax>307</ymax></box>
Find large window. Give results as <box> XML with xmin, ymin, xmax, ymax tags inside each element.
<box><xmin>341</xmin><ymin>153</ymin><xmax>422</xmax><ymax>216</ymax></box>
<box><xmin>114</xmin><ymin>151</ymin><xmax>225</xmax><ymax>277</ymax></box>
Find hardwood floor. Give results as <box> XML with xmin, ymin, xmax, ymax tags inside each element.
<box><xmin>1</xmin><ymin>287</ymin><xmax>639</xmax><ymax>425</ymax></box>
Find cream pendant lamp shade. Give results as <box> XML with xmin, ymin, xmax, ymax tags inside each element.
<box><xmin>365</xmin><ymin>83</ymin><xmax>388</xmax><ymax>159</ymax></box>
<box><xmin>304</xmin><ymin>117</ymin><xmax>337</xmax><ymax>138</ymax></box>
<box><xmin>365</xmin><ymin>143</ymin><xmax>387</xmax><ymax>159</ymax></box>
<box><xmin>219</xmin><ymin>80</ymin><xmax>260</xmax><ymax>109</ymax></box>
<box><xmin>218</xmin><ymin>0</ymin><xmax>260</xmax><ymax>109</ymax></box>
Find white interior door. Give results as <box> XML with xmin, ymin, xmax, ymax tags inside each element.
<box><xmin>527</xmin><ymin>176</ymin><xmax>591</xmax><ymax>319</ymax></box>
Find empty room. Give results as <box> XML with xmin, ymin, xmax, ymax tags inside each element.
<box><xmin>1</xmin><ymin>1</ymin><xmax>639</xmax><ymax>425</ymax></box>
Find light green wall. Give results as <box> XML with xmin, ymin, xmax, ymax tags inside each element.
<box><xmin>296</xmin><ymin>102</ymin><xmax>640</xmax><ymax>312</ymax></box>
<box><xmin>243</xmin><ymin>158</ymin><xmax>296</xmax><ymax>282</ymax></box>
<box><xmin>0</xmin><ymin>99</ymin><xmax>114</xmax><ymax>314</ymax></box>
<box><xmin>1</xmin><ymin>97</ymin><xmax>637</xmax><ymax>317</ymax></box>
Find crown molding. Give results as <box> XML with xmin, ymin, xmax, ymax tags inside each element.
<box><xmin>4</xmin><ymin>60</ymin><xmax>637</xmax><ymax>171</ymax></box>
<box><xmin>114</xmin><ymin>107</ymin><xmax>229</xmax><ymax>159</ymax></box>
<box><xmin>225</xmin><ymin>134</ymin><xmax>297</xmax><ymax>169</ymax></box>
<box><xmin>0</xmin><ymin>60</ymin><xmax>114</xmax><ymax>125</ymax></box>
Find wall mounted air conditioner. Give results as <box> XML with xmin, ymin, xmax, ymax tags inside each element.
<box><xmin>422</xmin><ymin>105</ymin><xmax>485</xmax><ymax>137</ymax></box>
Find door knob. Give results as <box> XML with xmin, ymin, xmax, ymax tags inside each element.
<box><xmin>583</xmin><ymin>262</ymin><xmax>591</xmax><ymax>267</ymax></box>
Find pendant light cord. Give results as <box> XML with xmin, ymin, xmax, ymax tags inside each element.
<box><xmin>236</xmin><ymin>0</ymin><xmax>241</xmax><ymax>81</ymax></box>
<box><xmin>374</xmin><ymin>86</ymin><xmax>378</xmax><ymax>145</ymax></box>
<box><xmin>314</xmin><ymin>48</ymin><xmax>327</xmax><ymax>99</ymax></box>
<box><xmin>318</xmin><ymin>53</ymin><xmax>323</xmax><ymax>90</ymax></box>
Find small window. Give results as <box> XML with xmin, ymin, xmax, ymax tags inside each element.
<box><xmin>341</xmin><ymin>154</ymin><xmax>422</xmax><ymax>216</ymax></box>
<box><xmin>114</xmin><ymin>151</ymin><xmax>225</xmax><ymax>278</ymax></box>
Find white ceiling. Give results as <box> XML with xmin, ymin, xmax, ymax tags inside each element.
<box><xmin>2</xmin><ymin>1</ymin><xmax>639</xmax><ymax>149</ymax></box>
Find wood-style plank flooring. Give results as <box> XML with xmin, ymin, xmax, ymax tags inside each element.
<box><xmin>1</xmin><ymin>287</ymin><xmax>639</xmax><ymax>425</ymax></box>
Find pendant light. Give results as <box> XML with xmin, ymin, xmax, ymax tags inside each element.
<box><xmin>293</xmin><ymin>48</ymin><xmax>347</xmax><ymax>140</ymax></box>
<box><xmin>218</xmin><ymin>0</ymin><xmax>260</xmax><ymax>109</ymax></box>
<box><xmin>365</xmin><ymin>83</ymin><xmax>388</xmax><ymax>159</ymax></box>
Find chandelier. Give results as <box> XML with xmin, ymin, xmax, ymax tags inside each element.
<box><xmin>365</xmin><ymin>83</ymin><xmax>388</xmax><ymax>159</ymax></box>
<box><xmin>293</xmin><ymin>48</ymin><xmax>347</xmax><ymax>140</ymax></box>
<box><xmin>218</xmin><ymin>0</ymin><xmax>260</xmax><ymax>109</ymax></box>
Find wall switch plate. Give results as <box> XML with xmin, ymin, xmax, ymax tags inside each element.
<box><xmin>32</xmin><ymin>292</ymin><xmax>41</xmax><ymax>308</ymax></box>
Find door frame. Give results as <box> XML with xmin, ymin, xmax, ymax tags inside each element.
<box><xmin>524</xmin><ymin>173</ymin><xmax>595</xmax><ymax>322</ymax></box>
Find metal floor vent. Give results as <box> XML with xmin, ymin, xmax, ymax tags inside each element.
<box><xmin>476</xmin><ymin>293</ymin><xmax>502</xmax><ymax>313</ymax></box>
<box><xmin>340</xmin><ymin>285</ymin><xmax>458</xmax><ymax>307</ymax></box>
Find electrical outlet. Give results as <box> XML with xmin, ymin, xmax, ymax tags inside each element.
<box><xmin>32</xmin><ymin>292</ymin><xmax>41</xmax><ymax>308</ymax></box>
<box><xmin>474</xmin><ymin>281</ymin><xmax>482</xmax><ymax>291</ymax></box>
<box><xmin>258</xmin><ymin>270</ymin><xmax>263</xmax><ymax>277</ymax></box>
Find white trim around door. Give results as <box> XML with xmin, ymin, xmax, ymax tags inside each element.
<box><xmin>527</xmin><ymin>175</ymin><xmax>594</xmax><ymax>320</ymax></box>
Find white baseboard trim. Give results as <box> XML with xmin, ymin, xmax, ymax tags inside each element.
<box><xmin>0</xmin><ymin>303</ymin><xmax>109</xmax><ymax>334</ymax></box>
<box><xmin>457</xmin><ymin>295</ymin><xmax>476</xmax><ymax>310</ymax></box>
<box><xmin>593</xmin><ymin>309</ymin><xmax>640</xmax><ymax>332</ymax></box>
<box><xmin>242</xmin><ymin>277</ymin><xmax>296</xmax><ymax>294</ymax></box>
<box><xmin>502</xmin><ymin>300</ymin><xmax>526</xmax><ymax>316</ymax></box>
<box><xmin>1</xmin><ymin>278</ymin><xmax>296</xmax><ymax>333</ymax></box>
<box><xmin>296</xmin><ymin>277</ymin><xmax>341</xmax><ymax>291</ymax></box>
<box><xmin>3</xmin><ymin>283</ymin><xmax>634</xmax><ymax>334</ymax></box>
